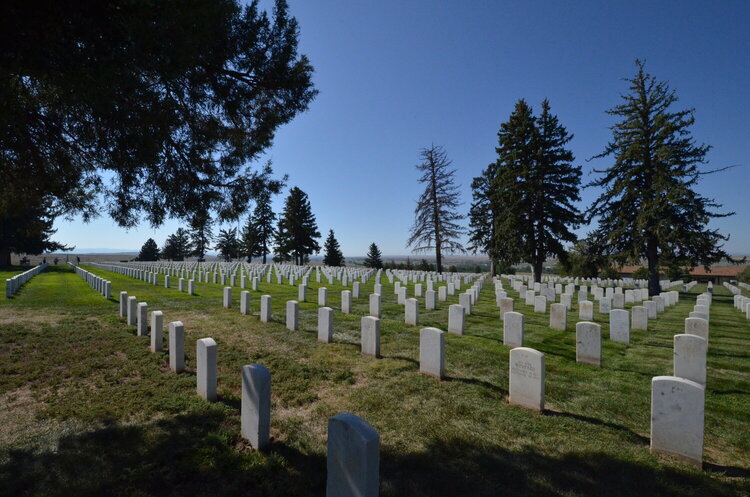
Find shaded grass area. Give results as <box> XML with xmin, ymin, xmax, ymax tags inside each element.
<box><xmin>0</xmin><ymin>265</ymin><xmax>748</xmax><ymax>496</ymax></box>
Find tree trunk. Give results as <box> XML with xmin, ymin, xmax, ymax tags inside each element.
<box><xmin>0</xmin><ymin>246</ymin><xmax>10</xmax><ymax>268</ymax></box>
<box><xmin>646</xmin><ymin>237</ymin><xmax>661</xmax><ymax>296</ymax></box>
<box><xmin>436</xmin><ymin>242</ymin><xmax>443</xmax><ymax>274</ymax></box>
<box><xmin>533</xmin><ymin>259</ymin><xmax>543</xmax><ymax>284</ymax></box>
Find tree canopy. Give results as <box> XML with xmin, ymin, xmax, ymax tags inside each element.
<box><xmin>407</xmin><ymin>145</ymin><xmax>465</xmax><ymax>273</ymax></box>
<box><xmin>485</xmin><ymin>99</ymin><xmax>581</xmax><ymax>282</ymax></box>
<box><xmin>274</xmin><ymin>187</ymin><xmax>320</xmax><ymax>265</ymax></box>
<box><xmin>322</xmin><ymin>230</ymin><xmax>345</xmax><ymax>267</ymax></box>
<box><xmin>136</xmin><ymin>238</ymin><xmax>160</xmax><ymax>262</ymax></box>
<box><xmin>363</xmin><ymin>243</ymin><xmax>383</xmax><ymax>269</ymax></box>
<box><xmin>161</xmin><ymin>228</ymin><xmax>192</xmax><ymax>261</ymax></box>
<box><xmin>587</xmin><ymin>60</ymin><xmax>733</xmax><ymax>295</ymax></box>
<box><xmin>0</xmin><ymin>0</ymin><xmax>316</xmax><ymax>265</ymax></box>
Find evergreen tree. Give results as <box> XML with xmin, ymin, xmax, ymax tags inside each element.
<box><xmin>489</xmin><ymin>99</ymin><xmax>581</xmax><ymax>283</ymax></box>
<box><xmin>189</xmin><ymin>212</ymin><xmax>213</xmax><ymax>260</ymax></box>
<box><xmin>587</xmin><ymin>61</ymin><xmax>733</xmax><ymax>296</ymax></box>
<box><xmin>215</xmin><ymin>228</ymin><xmax>240</xmax><ymax>262</ymax></box>
<box><xmin>274</xmin><ymin>187</ymin><xmax>320</xmax><ymax>265</ymax></box>
<box><xmin>161</xmin><ymin>228</ymin><xmax>192</xmax><ymax>261</ymax></box>
<box><xmin>239</xmin><ymin>216</ymin><xmax>261</xmax><ymax>263</ymax></box>
<box><xmin>363</xmin><ymin>243</ymin><xmax>383</xmax><ymax>269</ymax></box>
<box><xmin>1</xmin><ymin>1</ymin><xmax>315</xmax><ymax>262</ymax></box>
<box><xmin>0</xmin><ymin>199</ymin><xmax>71</xmax><ymax>266</ymax></box>
<box><xmin>251</xmin><ymin>189</ymin><xmax>278</xmax><ymax>263</ymax></box>
<box><xmin>407</xmin><ymin>145</ymin><xmax>465</xmax><ymax>273</ymax></box>
<box><xmin>136</xmin><ymin>238</ymin><xmax>160</xmax><ymax>261</ymax></box>
<box><xmin>467</xmin><ymin>163</ymin><xmax>503</xmax><ymax>274</ymax></box>
<box><xmin>322</xmin><ymin>230</ymin><xmax>345</xmax><ymax>267</ymax></box>
<box><xmin>418</xmin><ymin>259</ymin><xmax>431</xmax><ymax>271</ymax></box>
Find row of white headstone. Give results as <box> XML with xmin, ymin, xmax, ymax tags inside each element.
<box><xmin>70</xmin><ymin>263</ymin><xmax>112</xmax><ymax>299</ymax></box>
<box><xmin>116</xmin><ymin>288</ymin><xmax>381</xmax><ymax>497</ymax></box>
<box><xmin>732</xmin><ymin>294</ymin><xmax>750</xmax><ymax>319</ymax></box>
<box><xmin>5</xmin><ymin>263</ymin><xmax>48</xmax><ymax>298</ymax></box>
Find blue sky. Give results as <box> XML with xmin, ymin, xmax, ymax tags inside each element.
<box><xmin>54</xmin><ymin>0</ymin><xmax>750</xmax><ymax>256</ymax></box>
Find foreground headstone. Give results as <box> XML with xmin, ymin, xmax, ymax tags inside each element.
<box><xmin>260</xmin><ymin>295</ymin><xmax>272</xmax><ymax>322</ymax></box>
<box><xmin>169</xmin><ymin>321</ymin><xmax>185</xmax><ymax>373</ymax></box>
<box><xmin>684</xmin><ymin>317</ymin><xmax>709</xmax><ymax>341</ymax></box>
<box><xmin>341</xmin><ymin>290</ymin><xmax>352</xmax><ymax>314</ymax></box>
<box><xmin>459</xmin><ymin>292</ymin><xmax>472</xmax><ymax>315</ymax></box>
<box><xmin>499</xmin><ymin>297</ymin><xmax>514</xmax><ymax>319</ymax></box>
<box><xmin>534</xmin><ymin>295</ymin><xmax>547</xmax><ymax>313</ymax></box>
<box><xmin>674</xmin><ymin>334</ymin><xmax>707</xmax><ymax>385</ymax></box>
<box><xmin>425</xmin><ymin>289</ymin><xmax>436</xmax><ymax>310</ymax></box>
<box><xmin>361</xmin><ymin>316</ymin><xmax>380</xmax><ymax>358</ymax></box>
<box><xmin>223</xmin><ymin>287</ymin><xmax>232</xmax><ymax>308</ymax></box>
<box><xmin>578</xmin><ymin>299</ymin><xmax>593</xmax><ymax>321</ymax></box>
<box><xmin>448</xmin><ymin>304</ymin><xmax>465</xmax><ymax>335</ymax></box>
<box><xmin>369</xmin><ymin>293</ymin><xmax>381</xmax><ymax>318</ymax></box>
<box><xmin>509</xmin><ymin>347</ymin><xmax>545</xmax><ymax>411</ymax></box>
<box><xmin>599</xmin><ymin>297</ymin><xmax>612</xmax><ymax>314</ymax></box>
<box><xmin>286</xmin><ymin>300</ymin><xmax>299</xmax><ymax>331</ymax></box>
<box><xmin>419</xmin><ymin>327</ymin><xmax>445</xmax><ymax>379</ymax></box>
<box><xmin>631</xmin><ymin>306</ymin><xmax>648</xmax><ymax>331</ymax></box>
<box><xmin>576</xmin><ymin>322</ymin><xmax>601</xmax><ymax>367</ymax></box>
<box><xmin>150</xmin><ymin>311</ymin><xmax>163</xmax><ymax>352</ymax></box>
<box><xmin>326</xmin><ymin>413</ymin><xmax>380</xmax><ymax>497</ymax></box>
<box><xmin>240</xmin><ymin>291</ymin><xmax>250</xmax><ymax>315</ymax></box>
<box><xmin>319</xmin><ymin>307</ymin><xmax>334</xmax><ymax>343</ymax></box>
<box><xmin>197</xmin><ymin>338</ymin><xmax>217</xmax><ymax>402</ymax></box>
<box><xmin>549</xmin><ymin>303</ymin><xmax>566</xmax><ymax>331</ymax></box>
<box><xmin>188</xmin><ymin>279</ymin><xmax>195</xmax><ymax>295</ymax></box>
<box><xmin>650</xmin><ymin>376</ymin><xmax>704</xmax><ymax>467</ymax></box>
<box><xmin>609</xmin><ymin>309</ymin><xmax>630</xmax><ymax>343</ymax></box>
<box><xmin>503</xmin><ymin>312</ymin><xmax>524</xmax><ymax>347</ymax></box>
<box><xmin>127</xmin><ymin>296</ymin><xmax>138</xmax><ymax>326</ymax></box>
<box><xmin>319</xmin><ymin>287</ymin><xmax>328</xmax><ymax>307</ymax></box>
<box><xmin>242</xmin><ymin>364</ymin><xmax>271</xmax><ymax>450</ymax></box>
<box><xmin>119</xmin><ymin>291</ymin><xmax>128</xmax><ymax>317</ymax></box>
<box><xmin>137</xmin><ymin>302</ymin><xmax>148</xmax><ymax>336</ymax></box>
<box><xmin>645</xmin><ymin>300</ymin><xmax>657</xmax><ymax>319</ymax></box>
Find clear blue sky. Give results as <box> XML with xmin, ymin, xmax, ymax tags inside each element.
<box><xmin>54</xmin><ymin>0</ymin><xmax>750</xmax><ymax>256</ymax></box>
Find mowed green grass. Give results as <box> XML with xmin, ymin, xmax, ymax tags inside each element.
<box><xmin>0</xmin><ymin>264</ymin><xmax>748</xmax><ymax>496</ymax></box>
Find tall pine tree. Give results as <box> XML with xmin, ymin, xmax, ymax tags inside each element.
<box><xmin>251</xmin><ymin>189</ymin><xmax>277</xmax><ymax>264</ymax></box>
<box><xmin>161</xmin><ymin>228</ymin><xmax>192</xmax><ymax>261</ymax></box>
<box><xmin>136</xmin><ymin>238</ymin><xmax>160</xmax><ymax>261</ymax></box>
<box><xmin>189</xmin><ymin>212</ymin><xmax>213</xmax><ymax>260</ymax></box>
<box><xmin>322</xmin><ymin>230</ymin><xmax>345</xmax><ymax>266</ymax></box>
<box><xmin>363</xmin><ymin>243</ymin><xmax>383</xmax><ymax>269</ymax></box>
<box><xmin>488</xmin><ymin>99</ymin><xmax>581</xmax><ymax>282</ymax></box>
<box><xmin>407</xmin><ymin>145</ymin><xmax>465</xmax><ymax>273</ymax></box>
<box><xmin>274</xmin><ymin>187</ymin><xmax>320</xmax><ymax>265</ymax></box>
<box><xmin>588</xmin><ymin>60</ymin><xmax>733</xmax><ymax>295</ymax></box>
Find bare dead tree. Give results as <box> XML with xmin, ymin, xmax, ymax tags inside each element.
<box><xmin>407</xmin><ymin>145</ymin><xmax>466</xmax><ymax>273</ymax></box>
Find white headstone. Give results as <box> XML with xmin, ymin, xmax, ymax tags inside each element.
<box><xmin>150</xmin><ymin>311</ymin><xmax>163</xmax><ymax>352</ymax></box>
<box><xmin>196</xmin><ymin>338</ymin><xmax>217</xmax><ymax>402</ymax></box>
<box><xmin>609</xmin><ymin>309</ymin><xmax>630</xmax><ymax>343</ymax></box>
<box><xmin>286</xmin><ymin>300</ymin><xmax>299</xmax><ymax>331</ymax></box>
<box><xmin>576</xmin><ymin>322</ymin><xmax>601</xmax><ymax>367</ymax></box>
<box><xmin>169</xmin><ymin>321</ymin><xmax>185</xmax><ymax>373</ymax></box>
<box><xmin>448</xmin><ymin>304</ymin><xmax>464</xmax><ymax>335</ymax></box>
<box><xmin>241</xmin><ymin>364</ymin><xmax>271</xmax><ymax>450</ymax></box>
<box><xmin>318</xmin><ymin>307</ymin><xmax>334</xmax><ymax>343</ymax></box>
<box><xmin>674</xmin><ymin>334</ymin><xmax>707</xmax><ymax>385</ymax></box>
<box><xmin>650</xmin><ymin>376</ymin><xmax>704</xmax><ymax>467</ymax></box>
<box><xmin>326</xmin><ymin>413</ymin><xmax>380</xmax><ymax>497</ymax></box>
<box><xmin>503</xmin><ymin>312</ymin><xmax>524</xmax><ymax>348</ymax></box>
<box><xmin>549</xmin><ymin>303</ymin><xmax>566</xmax><ymax>331</ymax></box>
<box><xmin>509</xmin><ymin>347</ymin><xmax>545</xmax><ymax>411</ymax></box>
<box><xmin>419</xmin><ymin>327</ymin><xmax>445</xmax><ymax>379</ymax></box>
<box><xmin>361</xmin><ymin>316</ymin><xmax>380</xmax><ymax>358</ymax></box>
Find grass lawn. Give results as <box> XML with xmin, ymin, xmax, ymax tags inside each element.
<box><xmin>0</xmin><ymin>264</ymin><xmax>748</xmax><ymax>496</ymax></box>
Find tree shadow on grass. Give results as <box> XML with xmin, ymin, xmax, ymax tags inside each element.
<box><xmin>0</xmin><ymin>410</ymin><xmax>325</xmax><ymax>497</ymax></box>
<box><xmin>381</xmin><ymin>437</ymin><xmax>749</xmax><ymax>497</ymax></box>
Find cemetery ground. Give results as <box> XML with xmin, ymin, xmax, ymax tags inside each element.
<box><xmin>1</xmin><ymin>266</ymin><xmax>749</xmax><ymax>496</ymax></box>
